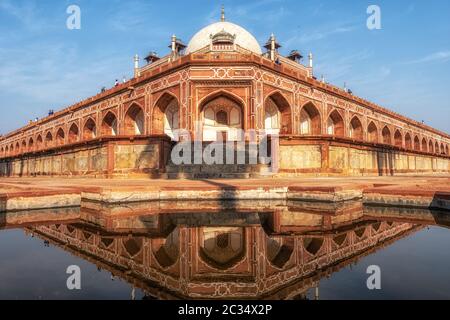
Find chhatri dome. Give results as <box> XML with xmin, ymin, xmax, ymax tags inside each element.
<box><xmin>185</xmin><ymin>7</ymin><xmax>262</xmax><ymax>55</ymax></box>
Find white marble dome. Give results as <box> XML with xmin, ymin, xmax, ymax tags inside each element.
<box><xmin>186</xmin><ymin>21</ymin><xmax>262</xmax><ymax>55</ymax></box>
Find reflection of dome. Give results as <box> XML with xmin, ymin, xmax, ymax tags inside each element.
<box><xmin>186</xmin><ymin>21</ymin><xmax>262</xmax><ymax>55</ymax></box>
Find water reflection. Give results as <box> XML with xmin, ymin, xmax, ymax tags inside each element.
<box><xmin>1</xmin><ymin>200</ymin><xmax>450</xmax><ymax>299</ymax></box>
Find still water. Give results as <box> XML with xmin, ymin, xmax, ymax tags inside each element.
<box><xmin>0</xmin><ymin>200</ymin><xmax>449</xmax><ymax>300</ymax></box>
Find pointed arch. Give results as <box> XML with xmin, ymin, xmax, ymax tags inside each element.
<box><xmin>4</xmin><ymin>146</ymin><xmax>7</xmax><ymax>157</ymax></box>
<box><xmin>264</xmin><ymin>91</ymin><xmax>292</xmax><ymax>134</ymax></box>
<box><xmin>435</xmin><ymin>141</ymin><xmax>440</xmax><ymax>154</ymax></box>
<box><xmin>421</xmin><ymin>138</ymin><xmax>427</xmax><ymax>152</ymax></box>
<box><xmin>429</xmin><ymin>140</ymin><xmax>434</xmax><ymax>154</ymax></box>
<box><xmin>21</xmin><ymin>140</ymin><xmax>27</xmax><ymax>153</ymax></box>
<box><xmin>199</xmin><ymin>90</ymin><xmax>244</xmax><ymax>141</ymax></box>
<box><xmin>56</xmin><ymin>128</ymin><xmax>65</xmax><ymax>146</ymax></box>
<box><xmin>45</xmin><ymin>131</ymin><xmax>53</xmax><ymax>148</ymax></box>
<box><xmin>404</xmin><ymin>133</ymin><xmax>412</xmax><ymax>150</ymax></box>
<box><xmin>382</xmin><ymin>126</ymin><xmax>392</xmax><ymax>145</ymax></box>
<box><xmin>36</xmin><ymin>134</ymin><xmax>43</xmax><ymax>150</ymax></box>
<box><xmin>299</xmin><ymin>101</ymin><xmax>321</xmax><ymax>135</ymax></box>
<box><xmin>266</xmin><ymin>237</ymin><xmax>294</xmax><ymax>269</ymax></box>
<box><xmin>28</xmin><ymin>137</ymin><xmax>34</xmax><ymax>152</ymax></box>
<box><xmin>367</xmin><ymin>121</ymin><xmax>378</xmax><ymax>143</ymax></box>
<box><xmin>68</xmin><ymin>123</ymin><xmax>79</xmax><ymax>144</ymax></box>
<box><xmin>349</xmin><ymin>116</ymin><xmax>363</xmax><ymax>140</ymax></box>
<box><xmin>446</xmin><ymin>145</ymin><xmax>449</xmax><ymax>156</ymax></box>
<box><xmin>199</xmin><ymin>227</ymin><xmax>246</xmax><ymax>270</ymax></box>
<box><xmin>303</xmin><ymin>238</ymin><xmax>324</xmax><ymax>256</ymax></box>
<box><xmin>152</xmin><ymin>92</ymin><xmax>180</xmax><ymax>137</ymax></box>
<box><xmin>151</xmin><ymin>228</ymin><xmax>179</xmax><ymax>269</ymax></box>
<box><xmin>10</xmin><ymin>144</ymin><xmax>14</xmax><ymax>156</ymax></box>
<box><xmin>82</xmin><ymin>117</ymin><xmax>97</xmax><ymax>140</ymax></box>
<box><xmin>15</xmin><ymin>142</ymin><xmax>20</xmax><ymax>155</ymax></box>
<box><xmin>101</xmin><ymin>111</ymin><xmax>118</xmax><ymax>136</ymax></box>
<box><xmin>124</xmin><ymin>103</ymin><xmax>145</xmax><ymax>135</ymax></box>
<box><xmin>326</xmin><ymin>109</ymin><xmax>345</xmax><ymax>137</ymax></box>
<box><xmin>394</xmin><ymin>130</ymin><xmax>403</xmax><ymax>148</ymax></box>
<box><xmin>414</xmin><ymin>136</ymin><xmax>420</xmax><ymax>151</ymax></box>
<box><xmin>440</xmin><ymin>143</ymin><xmax>445</xmax><ymax>155</ymax></box>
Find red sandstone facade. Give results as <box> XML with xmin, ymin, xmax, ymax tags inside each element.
<box><xmin>1</xmin><ymin>15</ymin><xmax>449</xmax><ymax>177</ymax></box>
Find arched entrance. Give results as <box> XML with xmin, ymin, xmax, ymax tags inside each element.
<box><xmin>394</xmin><ymin>130</ymin><xmax>403</xmax><ymax>148</ymax></box>
<box><xmin>124</xmin><ymin>104</ymin><xmax>145</xmax><ymax>135</ymax></box>
<box><xmin>368</xmin><ymin>122</ymin><xmax>378</xmax><ymax>143</ymax></box>
<box><xmin>414</xmin><ymin>136</ymin><xmax>421</xmax><ymax>151</ymax></box>
<box><xmin>68</xmin><ymin>123</ymin><xmax>79</xmax><ymax>143</ymax></box>
<box><xmin>405</xmin><ymin>133</ymin><xmax>412</xmax><ymax>149</ymax></box>
<box><xmin>299</xmin><ymin>102</ymin><xmax>321</xmax><ymax>135</ymax></box>
<box><xmin>350</xmin><ymin>116</ymin><xmax>363</xmax><ymax>140</ymax></box>
<box><xmin>422</xmin><ymin>138</ymin><xmax>427</xmax><ymax>152</ymax></box>
<box><xmin>327</xmin><ymin>110</ymin><xmax>344</xmax><ymax>137</ymax></box>
<box><xmin>83</xmin><ymin>118</ymin><xmax>97</xmax><ymax>140</ymax></box>
<box><xmin>201</xmin><ymin>93</ymin><xmax>243</xmax><ymax>141</ymax></box>
<box><xmin>153</xmin><ymin>93</ymin><xmax>179</xmax><ymax>140</ymax></box>
<box><xmin>101</xmin><ymin>112</ymin><xmax>118</xmax><ymax>136</ymax></box>
<box><xmin>264</xmin><ymin>92</ymin><xmax>292</xmax><ymax>135</ymax></box>
<box><xmin>199</xmin><ymin>227</ymin><xmax>245</xmax><ymax>270</ymax></box>
<box><xmin>382</xmin><ymin>126</ymin><xmax>391</xmax><ymax>145</ymax></box>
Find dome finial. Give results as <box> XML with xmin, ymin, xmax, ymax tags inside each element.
<box><xmin>221</xmin><ymin>5</ymin><xmax>225</xmax><ymax>22</ymax></box>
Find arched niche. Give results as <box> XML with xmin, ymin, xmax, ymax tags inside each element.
<box><xmin>421</xmin><ymin>138</ymin><xmax>428</xmax><ymax>152</ymax></box>
<box><xmin>368</xmin><ymin>122</ymin><xmax>378</xmax><ymax>143</ymax></box>
<box><xmin>382</xmin><ymin>126</ymin><xmax>391</xmax><ymax>145</ymax></box>
<box><xmin>36</xmin><ymin>135</ymin><xmax>43</xmax><ymax>150</ymax></box>
<box><xmin>152</xmin><ymin>228</ymin><xmax>179</xmax><ymax>269</ymax></box>
<box><xmin>68</xmin><ymin>123</ymin><xmax>79</xmax><ymax>144</ymax></box>
<box><xmin>349</xmin><ymin>116</ymin><xmax>363</xmax><ymax>140</ymax></box>
<box><xmin>152</xmin><ymin>93</ymin><xmax>179</xmax><ymax>140</ymax></box>
<box><xmin>394</xmin><ymin>130</ymin><xmax>403</xmax><ymax>148</ymax></box>
<box><xmin>83</xmin><ymin>118</ymin><xmax>97</xmax><ymax>140</ymax></box>
<box><xmin>414</xmin><ymin>136</ymin><xmax>421</xmax><ymax>151</ymax></box>
<box><xmin>405</xmin><ymin>133</ymin><xmax>412</xmax><ymax>150</ymax></box>
<box><xmin>299</xmin><ymin>102</ymin><xmax>321</xmax><ymax>135</ymax></box>
<box><xmin>199</xmin><ymin>227</ymin><xmax>245</xmax><ymax>270</ymax></box>
<box><xmin>101</xmin><ymin>111</ymin><xmax>118</xmax><ymax>136</ymax></box>
<box><xmin>266</xmin><ymin>237</ymin><xmax>294</xmax><ymax>269</ymax></box>
<box><xmin>327</xmin><ymin>110</ymin><xmax>344</xmax><ymax>137</ymax></box>
<box><xmin>264</xmin><ymin>92</ymin><xmax>292</xmax><ymax>135</ymax></box>
<box><xmin>45</xmin><ymin>132</ymin><xmax>53</xmax><ymax>148</ymax></box>
<box><xmin>200</xmin><ymin>93</ymin><xmax>243</xmax><ymax>141</ymax></box>
<box><xmin>124</xmin><ymin>104</ymin><xmax>145</xmax><ymax>135</ymax></box>
<box><xmin>56</xmin><ymin>128</ymin><xmax>65</xmax><ymax>146</ymax></box>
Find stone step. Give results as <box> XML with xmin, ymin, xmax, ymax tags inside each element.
<box><xmin>166</xmin><ymin>164</ymin><xmax>269</xmax><ymax>174</ymax></box>
<box><xmin>167</xmin><ymin>172</ymin><xmax>252</xmax><ymax>180</ymax></box>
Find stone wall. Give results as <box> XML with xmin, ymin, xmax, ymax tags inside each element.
<box><xmin>278</xmin><ymin>137</ymin><xmax>450</xmax><ymax>176</ymax></box>
<box><xmin>0</xmin><ymin>136</ymin><xmax>171</xmax><ymax>178</ymax></box>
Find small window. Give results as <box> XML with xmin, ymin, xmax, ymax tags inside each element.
<box><xmin>216</xmin><ymin>110</ymin><xmax>228</xmax><ymax>125</ymax></box>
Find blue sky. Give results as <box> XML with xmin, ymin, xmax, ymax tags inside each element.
<box><xmin>0</xmin><ymin>0</ymin><xmax>449</xmax><ymax>135</ymax></box>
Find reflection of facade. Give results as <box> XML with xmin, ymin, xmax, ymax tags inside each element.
<box><xmin>0</xmin><ymin>9</ymin><xmax>449</xmax><ymax>178</ymax></box>
<box><xmin>7</xmin><ymin>202</ymin><xmax>433</xmax><ymax>299</ymax></box>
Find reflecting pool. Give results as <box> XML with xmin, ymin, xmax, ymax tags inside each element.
<box><xmin>1</xmin><ymin>200</ymin><xmax>450</xmax><ymax>299</ymax></box>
